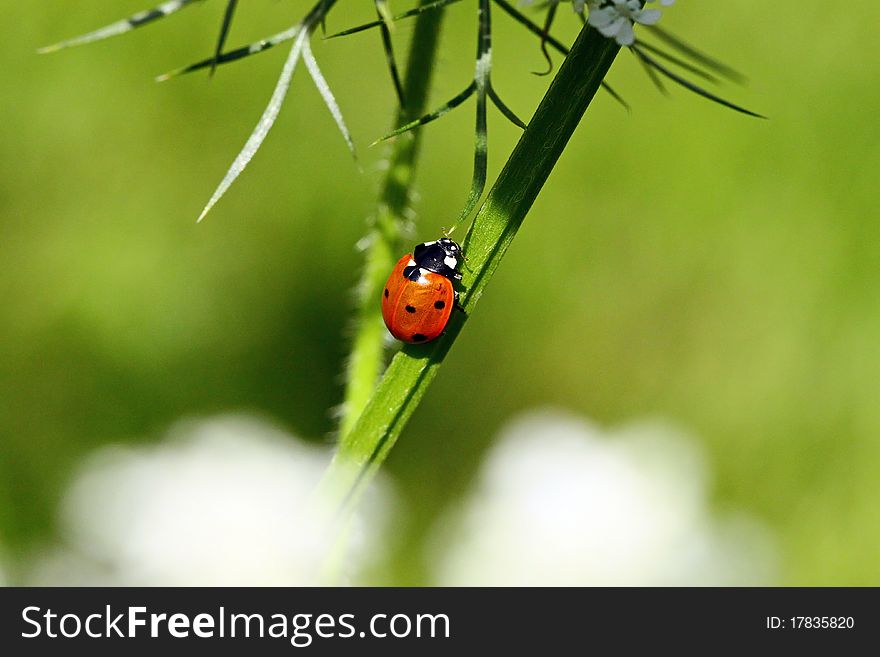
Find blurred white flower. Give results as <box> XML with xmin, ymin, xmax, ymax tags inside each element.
<box><xmin>429</xmin><ymin>410</ymin><xmax>777</xmax><ymax>586</ymax></box>
<box><xmin>28</xmin><ymin>415</ymin><xmax>391</xmax><ymax>586</ymax></box>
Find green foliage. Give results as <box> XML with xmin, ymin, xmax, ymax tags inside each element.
<box><xmin>338</xmin><ymin>2</ymin><xmax>446</xmax><ymax>440</ymax></box>
<box><xmin>322</xmin><ymin>21</ymin><xmax>622</xmax><ymax>513</ymax></box>
<box><xmin>3</xmin><ymin>1</ymin><xmax>880</xmax><ymax>585</ymax></box>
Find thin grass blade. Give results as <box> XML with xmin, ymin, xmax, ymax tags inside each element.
<box><xmin>453</xmin><ymin>0</ymin><xmax>492</xmax><ymax>227</ymax></box>
<box><xmin>210</xmin><ymin>0</ymin><xmax>238</xmax><ymax>75</ymax></box>
<box><xmin>197</xmin><ymin>27</ymin><xmax>308</xmax><ymax>222</ymax></box>
<box><xmin>156</xmin><ymin>26</ymin><xmax>300</xmax><ymax>81</ymax></box>
<box><xmin>457</xmin><ymin>82</ymin><xmax>488</xmax><ymax>225</ymax></box>
<box><xmin>600</xmin><ymin>80</ymin><xmax>629</xmax><ymax>111</ymax></box>
<box><xmin>302</xmin><ymin>37</ymin><xmax>357</xmax><ymax>158</ymax></box>
<box><xmin>39</xmin><ymin>0</ymin><xmax>202</xmax><ymax>54</ymax></box>
<box><xmin>636</xmin><ymin>48</ymin><xmax>668</xmax><ymax>96</ymax></box>
<box><xmin>488</xmin><ymin>85</ymin><xmax>526</xmax><ymax>129</ymax></box>
<box><xmin>645</xmin><ymin>24</ymin><xmax>746</xmax><ymax>84</ymax></box>
<box><xmin>631</xmin><ymin>46</ymin><xmax>764</xmax><ymax>118</ymax></box>
<box><xmin>375</xmin><ymin>0</ymin><xmax>406</xmax><ymax>106</ymax></box>
<box><xmin>374</xmin><ymin>0</ymin><xmax>394</xmax><ymax>26</ymax></box>
<box><xmin>372</xmin><ymin>83</ymin><xmax>476</xmax><ymax>145</ymax></box>
<box><xmin>325</xmin><ymin>0</ymin><xmax>464</xmax><ymax>39</ymax></box>
<box><xmin>634</xmin><ymin>39</ymin><xmax>719</xmax><ymax>84</ymax></box>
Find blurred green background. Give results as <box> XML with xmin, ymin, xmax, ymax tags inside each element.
<box><xmin>2</xmin><ymin>1</ymin><xmax>878</xmax><ymax>584</ymax></box>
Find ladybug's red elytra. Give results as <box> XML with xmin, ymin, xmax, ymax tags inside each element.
<box><xmin>381</xmin><ymin>238</ymin><xmax>464</xmax><ymax>344</ymax></box>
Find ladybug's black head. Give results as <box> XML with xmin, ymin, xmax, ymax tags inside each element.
<box><xmin>413</xmin><ymin>238</ymin><xmax>463</xmax><ymax>281</ymax></box>
<box><xmin>437</xmin><ymin>238</ymin><xmax>461</xmax><ymax>257</ymax></box>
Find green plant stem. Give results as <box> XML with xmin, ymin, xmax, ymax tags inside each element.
<box><xmin>321</xmin><ymin>23</ymin><xmax>622</xmax><ymax>513</ymax></box>
<box><xmin>338</xmin><ymin>4</ymin><xmax>446</xmax><ymax>439</ymax></box>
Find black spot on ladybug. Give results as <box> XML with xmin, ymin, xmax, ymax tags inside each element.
<box><xmin>405</xmin><ymin>305</ymin><xmax>417</xmax><ymax>314</ymax></box>
<box><xmin>384</xmin><ymin>288</ymin><xmax>389</xmax><ymax>298</ymax></box>
<box><xmin>434</xmin><ymin>300</ymin><xmax>446</xmax><ymax>310</ymax></box>
<box><xmin>411</xmin><ymin>333</ymin><xmax>428</xmax><ymax>342</ymax></box>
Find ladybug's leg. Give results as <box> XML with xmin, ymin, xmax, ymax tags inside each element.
<box><xmin>453</xmin><ymin>290</ymin><xmax>466</xmax><ymax>315</ymax></box>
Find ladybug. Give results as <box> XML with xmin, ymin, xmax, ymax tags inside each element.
<box><xmin>382</xmin><ymin>238</ymin><xmax>464</xmax><ymax>344</ymax></box>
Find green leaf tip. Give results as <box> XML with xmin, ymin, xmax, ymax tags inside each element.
<box><xmin>38</xmin><ymin>0</ymin><xmax>202</xmax><ymax>54</ymax></box>
<box><xmin>196</xmin><ymin>26</ymin><xmax>309</xmax><ymax>223</ymax></box>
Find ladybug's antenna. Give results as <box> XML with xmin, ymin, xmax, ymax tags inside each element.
<box><xmin>455</xmin><ymin>238</ymin><xmax>472</xmax><ymax>271</ymax></box>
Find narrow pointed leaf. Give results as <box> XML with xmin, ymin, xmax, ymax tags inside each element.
<box><xmin>372</xmin><ymin>83</ymin><xmax>476</xmax><ymax>145</ymax></box>
<box><xmin>631</xmin><ymin>46</ymin><xmax>764</xmax><ymax>118</ymax></box>
<box><xmin>197</xmin><ymin>27</ymin><xmax>308</xmax><ymax>222</ymax></box>
<box><xmin>374</xmin><ymin>0</ymin><xmax>394</xmax><ymax>25</ymax></box>
<box><xmin>634</xmin><ymin>39</ymin><xmax>719</xmax><ymax>84</ymax></box>
<box><xmin>157</xmin><ymin>0</ymin><xmax>337</xmax><ymax>80</ymax></box>
<box><xmin>210</xmin><ymin>0</ymin><xmax>239</xmax><ymax>75</ymax></box>
<box><xmin>488</xmin><ymin>85</ymin><xmax>526</xmax><ymax>129</ymax></box>
<box><xmin>302</xmin><ymin>37</ymin><xmax>357</xmax><ymax>158</ymax></box>
<box><xmin>325</xmin><ymin>0</ymin><xmax>464</xmax><ymax>39</ymax></box>
<box><xmin>645</xmin><ymin>24</ymin><xmax>746</xmax><ymax>84</ymax></box>
<box><xmin>599</xmin><ymin>80</ymin><xmax>629</xmax><ymax>111</ymax></box>
<box><xmin>324</xmin><ymin>20</ymin><xmax>383</xmax><ymax>39</ymax></box>
<box><xmin>375</xmin><ymin>1</ymin><xmax>406</xmax><ymax>106</ymax></box>
<box><xmin>457</xmin><ymin>84</ymin><xmax>488</xmax><ymax>225</ymax></box>
<box><xmin>156</xmin><ymin>26</ymin><xmax>300</xmax><ymax>81</ymax></box>
<box><xmin>39</xmin><ymin>0</ymin><xmax>202</xmax><ymax>54</ymax></box>
<box><xmin>453</xmin><ymin>0</ymin><xmax>492</xmax><ymax>228</ymax></box>
<box><xmin>636</xmin><ymin>48</ymin><xmax>668</xmax><ymax>96</ymax></box>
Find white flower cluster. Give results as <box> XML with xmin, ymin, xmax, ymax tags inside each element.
<box><xmin>586</xmin><ymin>0</ymin><xmax>675</xmax><ymax>46</ymax></box>
<box><xmin>521</xmin><ymin>0</ymin><xmax>675</xmax><ymax>47</ymax></box>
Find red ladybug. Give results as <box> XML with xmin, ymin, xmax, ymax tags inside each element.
<box><xmin>382</xmin><ymin>238</ymin><xmax>463</xmax><ymax>344</ymax></box>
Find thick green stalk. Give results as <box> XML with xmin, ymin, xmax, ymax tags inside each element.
<box><xmin>338</xmin><ymin>4</ymin><xmax>446</xmax><ymax>439</ymax></box>
<box><xmin>321</xmin><ymin>23</ymin><xmax>622</xmax><ymax>512</ymax></box>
